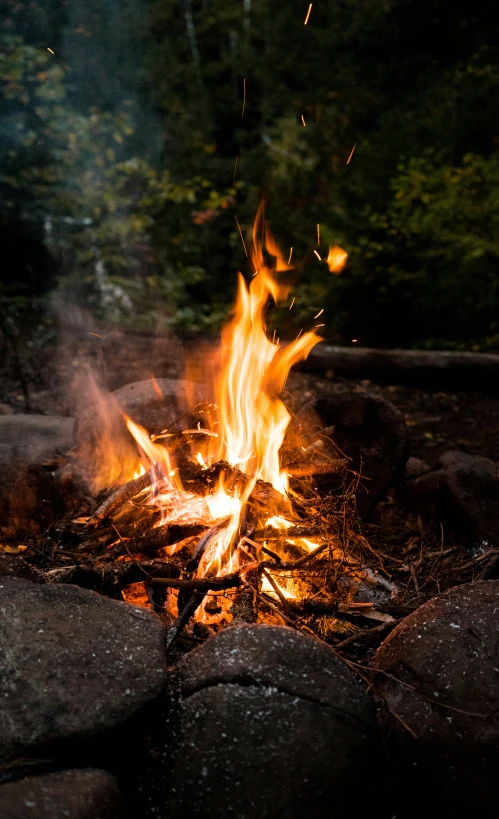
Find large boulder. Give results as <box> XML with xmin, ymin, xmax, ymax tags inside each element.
<box><xmin>403</xmin><ymin>450</ymin><xmax>499</xmax><ymax>545</ymax></box>
<box><xmin>160</xmin><ymin>624</ymin><xmax>380</xmax><ymax>819</ymax></box>
<box><xmin>0</xmin><ymin>769</ymin><xmax>122</xmax><ymax>819</ymax></box>
<box><xmin>371</xmin><ymin>581</ymin><xmax>499</xmax><ymax>817</ymax></box>
<box><xmin>0</xmin><ymin>578</ymin><xmax>167</xmax><ymax>765</ymax></box>
<box><xmin>311</xmin><ymin>392</ymin><xmax>410</xmax><ymax>516</ymax></box>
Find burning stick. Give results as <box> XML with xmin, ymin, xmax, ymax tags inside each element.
<box><xmin>285</xmin><ymin>459</ymin><xmax>347</xmax><ymax>476</ymax></box>
<box><xmin>186</xmin><ymin>517</ymin><xmax>232</xmax><ymax>571</ymax></box>
<box><xmin>88</xmin><ymin>468</ymin><xmax>155</xmax><ymax>526</ymax></box>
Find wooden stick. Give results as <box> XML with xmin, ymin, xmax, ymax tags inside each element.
<box><xmin>285</xmin><ymin>459</ymin><xmax>347</xmax><ymax>476</ymax></box>
<box><xmin>149</xmin><ymin>573</ymin><xmax>242</xmax><ymax>592</ymax></box>
<box><xmin>166</xmin><ymin>591</ymin><xmax>206</xmax><ymax>650</ymax></box>
<box><xmin>88</xmin><ymin>468</ymin><xmax>155</xmax><ymax>526</ymax></box>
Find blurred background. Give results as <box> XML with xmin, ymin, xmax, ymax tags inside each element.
<box><xmin>2</xmin><ymin>0</ymin><xmax>499</xmax><ymax>399</ymax></box>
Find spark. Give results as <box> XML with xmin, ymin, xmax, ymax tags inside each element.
<box><xmin>289</xmin><ymin>296</ymin><xmax>296</xmax><ymax>310</ymax></box>
<box><xmin>304</xmin><ymin>3</ymin><xmax>312</xmax><ymax>24</ymax></box>
<box><xmin>301</xmin><ymin>114</ymin><xmax>306</xmax><ymax>127</ymax></box>
<box><xmin>314</xmin><ymin>308</ymin><xmax>324</xmax><ymax>319</ymax></box>
<box><xmin>233</xmin><ymin>155</ymin><xmax>239</xmax><ymax>184</ymax></box>
<box><xmin>88</xmin><ymin>332</ymin><xmax>101</xmax><ymax>338</ymax></box>
<box><xmin>346</xmin><ymin>142</ymin><xmax>357</xmax><ymax>164</ymax></box>
<box><xmin>317</xmin><ymin>223</ymin><xmax>320</xmax><ymax>244</ymax></box>
<box><xmin>297</xmin><ymin>329</ymin><xmax>303</xmax><ymax>339</ymax></box>
<box><xmin>47</xmin><ymin>47</ymin><xmax>54</xmax><ymax>54</ymax></box>
<box><xmin>315</xmin><ymin>324</ymin><xmax>325</xmax><ymax>328</ymax></box>
<box><xmin>235</xmin><ymin>216</ymin><xmax>248</xmax><ymax>257</ymax></box>
<box><xmin>287</xmin><ymin>247</ymin><xmax>293</xmax><ymax>264</ymax></box>
<box><xmin>313</xmin><ymin>249</ymin><xmax>322</xmax><ymax>260</ymax></box>
<box><xmin>352</xmin><ymin>338</ymin><xmax>358</xmax><ymax>343</ymax></box>
<box><xmin>242</xmin><ymin>78</ymin><xmax>246</xmax><ymax>117</ymax></box>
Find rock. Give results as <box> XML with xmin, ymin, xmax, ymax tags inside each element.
<box><xmin>372</xmin><ymin>581</ymin><xmax>499</xmax><ymax>817</ymax></box>
<box><xmin>404</xmin><ymin>450</ymin><xmax>499</xmax><ymax>545</ymax></box>
<box><xmin>112</xmin><ymin>377</ymin><xmax>207</xmax><ymax>432</ymax></box>
<box><xmin>0</xmin><ymin>415</ymin><xmax>73</xmax><ymax>537</ymax></box>
<box><xmin>404</xmin><ymin>456</ymin><xmax>431</xmax><ymax>481</ymax></box>
<box><xmin>0</xmin><ymin>769</ymin><xmax>122</xmax><ymax>819</ymax></box>
<box><xmin>0</xmin><ymin>415</ymin><xmax>73</xmax><ymax>464</ymax></box>
<box><xmin>0</xmin><ymin>554</ymin><xmax>45</xmax><ymax>583</ymax></box>
<box><xmin>161</xmin><ymin>624</ymin><xmax>380</xmax><ymax>819</ymax></box>
<box><xmin>312</xmin><ymin>392</ymin><xmax>410</xmax><ymax>516</ymax></box>
<box><xmin>0</xmin><ymin>578</ymin><xmax>167</xmax><ymax>764</ymax></box>
<box><xmin>0</xmin><ymin>459</ymin><xmax>65</xmax><ymax>538</ymax></box>
<box><xmin>74</xmin><ymin>376</ymin><xmax>208</xmax><ymax>493</ymax></box>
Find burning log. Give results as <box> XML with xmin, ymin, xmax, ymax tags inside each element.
<box><xmin>130</xmin><ymin>522</ymin><xmax>207</xmax><ymax>556</ymax></box>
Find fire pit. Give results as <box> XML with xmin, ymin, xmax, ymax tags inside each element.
<box><xmin>57</xmin><ymin>205</ymin><xmax>390</xmax><ymax>652</ymax></box>
<box><xmin>3</xmin><ymin>210</ymin><xmax>499</xmax><ymax>819</ymax></box>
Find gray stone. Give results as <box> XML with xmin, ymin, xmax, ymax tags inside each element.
<box><xmin>404</xmin><ymin>450</ymin><xmax>499</xmax><ymax>545</ymax></box>
<box><xmin>0</xmin><ymin>415</ymin><xmax>73</xmax><ymax>465</ymax></box>
<box><xmin>311</xmin><ymin>392</ymin><xmax>410</xmax><ymax>516</ymax></box>
<box><xmin>372</xmin><ymin>581</ymin><xmax>499</xmax><ymax>817</ymax></box>
<box><xmin>162</xmin><ymin>624</ymin><xmax>380</xmax><ymax>819</ymax></box>
<box><xmin>0</xmin><ymin>461</ymin><xmax>65</xmax><ymax>538</ymax></box>
<box><xmin>0</xmin><ymin>577</ymin><xmax>167</xmax><ymax>764</ymax></box>
<box><xmin>404</xmin><ymin>456</ymin><xmax>431</xmax><ymax>481</ymax></box>
<box><xmin>0</xmin><ymin>415</ymin><xmax>73</xmax><ymax>537</ymax></box>
<box><xmin>74</xmin><ymin>377</ymin><xmax>208</xmax><ymax>493</ymax></box>
<box><xmin>112</xmin><ymin>377</ymin><xmax>207</xmax><ymax>431</ymax></box>
<box><xmin>0</xmin><ymin>769</ymin><xmax>122</xmax><ymax>819</ymax></box>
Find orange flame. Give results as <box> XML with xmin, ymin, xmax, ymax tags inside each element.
<box><xmin>216</xmin><ymin>204</ymin><xmax>320</xmax><ymax>498</ymax></box>
<box><xmin>124</xmin><ymin>205</ymin><xmax>322</xmax><ymax>581</ymax></box>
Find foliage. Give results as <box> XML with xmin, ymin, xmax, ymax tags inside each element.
<box><xmin>3</xmin><ymin>1</ymin><xmax>499</xmax><ymax>347</ymax></box>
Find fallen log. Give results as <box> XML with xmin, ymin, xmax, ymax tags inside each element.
<box><xmin>302</xmin><ymin>345</ymin><xmax>499</xmax><ymax>394</ymax></box>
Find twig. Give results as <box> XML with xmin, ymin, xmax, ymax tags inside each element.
<box><xmin>166</xmin><ymin>591</ymin><xmax>206</xmax><ymax>650</ymax></box>
<box><xmin>88</xmin><ymin>468</ymin><xmax>155</xmax><ymax>525</ymax></box>
<box><xmin>284</xmin><ymin>459</ymin><xmax>347</xmax><ymax>476</ymax></box>
<box><xmin>186</xmin><ymin>517</ymin><xmax>232</xmax><ymax>571</ymax></box>
<box><xmin>261</xmin><ymin>569</ymin><xmax>293</xmax><ymax>612</ymax></box>
<box><xmin>334</xmin><ymin>620</ymin><xmax>401</xmax><ymax>650</ymax></box>
<box><xmin>149</xmin><ymin>573</ymin><xmax>242</xmax><ymax>592</ymax></box>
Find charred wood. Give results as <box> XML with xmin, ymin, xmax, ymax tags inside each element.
<box><xmin>88</xmin><ymin>468</ymin><xmax>155</xmax><ymax>526</ymax></box>
<box><xmin>131</xmin><ymin>523</ymin><xmax>207</xmax><ymax>556</ymax></box>
<box><xmin>47</xmin><ymin>560</ymin><xmax>180</xmax><ymax>598</ymax></box>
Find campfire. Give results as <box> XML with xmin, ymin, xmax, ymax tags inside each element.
<box><xmin>71</xmin><ymin>207</ymin><xmax>392</xmax><ymax>650</ymax></box>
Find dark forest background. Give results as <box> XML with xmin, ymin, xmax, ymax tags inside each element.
<box><xmin>2</xmin><ymin>0</ymin><xmax>499</xmax><ymax>358</ymax></box>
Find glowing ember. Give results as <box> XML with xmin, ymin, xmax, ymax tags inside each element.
<box><xmin>326</xmin><ymin>245</ymin><xmax>348</xmax><ymax>274</ymax></box>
